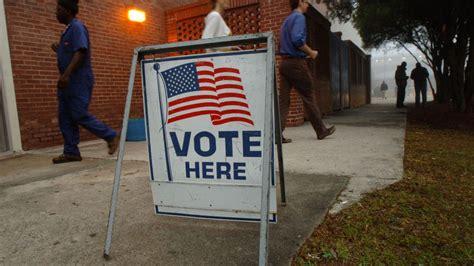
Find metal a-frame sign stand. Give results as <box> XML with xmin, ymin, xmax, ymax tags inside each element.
<box><xmin>103</xmin><ymin>32</ymin><xmax>286</xmax><ymax>266</ymax></box>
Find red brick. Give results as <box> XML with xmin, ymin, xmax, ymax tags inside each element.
<box><xmin>5</xmin><ymin>0</ymin><xmax>166</xmax><ymax>150</ymax></box>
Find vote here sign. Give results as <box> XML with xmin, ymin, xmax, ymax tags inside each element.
<box><xmin>141</xmin><ymin>50</ymin><xmax>277</xmax><ymax>222</ymax></box>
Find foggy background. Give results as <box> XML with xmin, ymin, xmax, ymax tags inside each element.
<box><xmin>309</xmin><ymin>0</ymin><xmax>436</xmax><ymax>103</ymax></box>
<box><xmin>370</xmin><ymin>45</ymin><xmax>436</xmax><ymax>101</ymax></box>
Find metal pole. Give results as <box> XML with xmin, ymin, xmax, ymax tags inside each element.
<box><xmin>153</xmin><ymin>64</ymin><xmax>173</xmax><ymax>181</ymax></box>
<box><xmin>273</xmin><ymin>72</ymin><xmax>286</xmax><ymax>206</ymax></box>
<box><xmin>258</xmin><ymin>34</ymin><xmax>275</xmax><ymax>266</ymax></box>
<box><xmin>103</xmin><ymin>51</ymin><xmax>139</xmax><ymax>259</ymax></box>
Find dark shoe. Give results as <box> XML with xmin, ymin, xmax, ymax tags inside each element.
<box><xmin>107</xmin><ymin>136</ymin><xmax>119</xmax><ymax>155</ymax></box>
<box><xmin>282</xmin><ymin>137</ymin><xmax>292</xmax><ymax>144</ymax></box>
<box><xmin>317</xmin><ymin>126</ymin><xmax>336</xmax><ymax>140</ymax></box>
<box><xmin>52</xmin><ymin>154</ymin><xmax>82</xmax><ymax>164</ymax></box>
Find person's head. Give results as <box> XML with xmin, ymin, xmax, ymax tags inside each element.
<box><xmin>416</xmin><ymin>62</ymin><xmax>421</xmax><ymax>68</ymax></box>
<box><xmin>401</xmin><ymin>61</ymin><xmax>407</xmax><ymax>68</ymax></box>
<box><xmin>290</xmin><ymin>0</ymin><xmax>310</xmax><ymax>13</ymax></box>
<box><xmin>56</xmin><ymin>0</ymin><xmax>79</xmax><ymax>24</ymax></box>
<box><xmin>211</xmin><ymin>0</ymin><xmax>230</xmax><ymax>11</ymax></box>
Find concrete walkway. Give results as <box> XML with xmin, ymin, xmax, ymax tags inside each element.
<box><xmin>0</xmin><ymin>101</ymin><xmax>406</xmax><ymax>265</ymax></box>
<box><xmin>283</xmin><ymin>99</ymin><xmax>406</xmax><ymax>212</ymax></box>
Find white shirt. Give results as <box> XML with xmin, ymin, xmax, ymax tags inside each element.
<box><xmin>202</xmin><ymin>11</ymin><xmax>231</xmax><ymax>39</ymax></box>
<box><xmin>202</xmin><ymin>11</ymin><xmax>232</xmax><ymax>52</ymax></box>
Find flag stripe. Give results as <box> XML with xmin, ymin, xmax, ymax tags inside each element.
<box><xmin>216</xmin><ymin>84</ymin><xmax>244</xmax><ymax>91</ymax></box>
<box><xmin>220</xmin><ymin>109</ymin><xmax>252</xmax><ymax>116</ymax></box>
<box><xmin>197</xmin><ymin>70</ymin><xmax>214</xmax><ymax>76</ymax></box>
<box><xmin>168</xmin><ymin>110</ymin><xmax>220</xmax><ymax>124</ymax></box>
<box><xmin>169</xmin><ymin>95</ymin><xmax>218</xmax><ymax>107</ymax></box>
<box><xmin>215</xmin><ymin>68</ymin><xmax>240</xmax><ymax>74</ymax></box>
<box><xmin>219</xmin><ymin>101</ymin><xmax>249</xmax><ymax>108</ymax></box>
<box><xmin>199</xmin><ymin>86</ymin><xmax>217</xmax><ymax>92</ymax></box>
<box><xmin>212</xmin><ymin>117</ymin><xmax>254</xmax><ymax>125</ymax></box>
<box><xmin>218</xmin><ymin>93</ymin><xmax>246</xmax><ymax>99</ymax></box>
<box><xmin>196</xmin><ymin>61</ymin><xmax>214</xmax><ymax>68</ymax></box>
<box><xmin>169</xmin><ymin>102</ymin><xmax>220</xmax><ymax>115</ymax></box>
<box><xmin>215</xmin><ymin>76</ymin><xmax>242</xmax><ymax>82</ymax></box>
<box><xmin>198</xmin><ymin>78</ymin><xmax>215</xmax><ymax>84</ymax></box>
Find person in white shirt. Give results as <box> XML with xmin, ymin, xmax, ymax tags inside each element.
<box><xmin>202</xmin><ymin>0</ymin><xmax>231</xmax><ymax>39</ymax></box>
<box><xmin>202</xmin><ymin>0</ymin><xmax>235</xmax><ymax>52</ymax></box>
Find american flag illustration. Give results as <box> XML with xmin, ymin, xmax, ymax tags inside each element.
<box><xmin>161</xmin><ymin>61</ymin><xmax>254</xmax><ymax>126</ymax></box>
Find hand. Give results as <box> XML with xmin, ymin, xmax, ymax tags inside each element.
<box><xmin>57</xmin><ymin>74</ymin><xmax>69</xmax><ymax>89</ymax></box>
<box><xmin>51</xmin><ymin>43</ymin><xmax>59</xmax><ymax>53</ymax></box>
<box><xmin>309</xmin><ymin>49</ymin><xmax>319</xmax><ymax>60</ymax></box>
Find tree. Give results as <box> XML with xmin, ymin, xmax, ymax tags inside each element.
<box><xmin>324</xmin><ymin>0</ymin><xmax>473</xmax><ymax>111</ymax></box>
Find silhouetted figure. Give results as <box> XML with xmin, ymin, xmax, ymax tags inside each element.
<box><xmin>395</xmin><ymin>62</ymin><xmax>408</xmax><ymax>108</ymax></box>
<box><xmin>410</xmin><ymin>62</ymin><xmax>429</xmax><ymax>107</ymax></box>
<box><xmin>380</xmin><ymin>80</ymin><xmax>388</xmax><ymax>99</ymax></box>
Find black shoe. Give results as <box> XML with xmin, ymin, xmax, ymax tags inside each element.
<box><xmin>52</xmin><ymin>154</ymin><xmax>82</xmax><ymax>164</ymax></box>
<box><xmin>107</xmin><ymin>136</ymin><xmax>119</xmax><ymax>155</ymax></box>
<box><xmin>318</xmin><ymin>126</ymin><xmax>336</xmax><ymax>140</ymax></box>
<box><xmin>282</xmin><ymin>137</ymin><xmax>292</xmax><ymax>144</ymax></box>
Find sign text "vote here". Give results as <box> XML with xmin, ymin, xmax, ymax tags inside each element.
<box><xmin>169</xmin><ymin>131</ymin><xmax>263</xmax><ymax>180</ymax></box>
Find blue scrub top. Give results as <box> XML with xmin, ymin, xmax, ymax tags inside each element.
<box><xmin>57</xmin><ymin>18</ymin><xmax>94</xmax><ymax>91</ymax></box>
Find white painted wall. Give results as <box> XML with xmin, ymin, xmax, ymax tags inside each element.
<box><xmin>0</xmin><ymin>0</ymin><xmax>22</xmax><ymax>152</ymax></box>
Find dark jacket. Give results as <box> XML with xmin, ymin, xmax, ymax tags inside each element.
<box><xmin>395</xmin><ymin>66</ymin><xmax>408</xmax><ymax>87</ymax></box>
<box><xmin>410</xmin><ymin>66</ymin><xmax>429</xmax><ymax>88</ymax></box>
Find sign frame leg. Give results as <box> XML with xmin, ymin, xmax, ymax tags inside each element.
<box><xmin>273</xmin><ymin>69</ymin><xmax>286</xmax><ymax>206</ymax></box>
<box><xmin>103</xmin><ymin>51</ymin><xmax>140</xmax><ymax>259</ymax></box>
<box><xmin>258</xmin><ymin>34</ymin><xmax>275</xmax><ymax>266</ymax></box>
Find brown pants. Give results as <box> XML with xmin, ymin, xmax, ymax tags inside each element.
<box><xmin>278</xmin><ymin>58</ymin><xmax>326</xmax><ymax>136</ymax></box>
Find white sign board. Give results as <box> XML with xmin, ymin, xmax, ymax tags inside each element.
<box><xmin>141</xmin><ymin>50</ymin><xmax>277</xmax><ymax>222</ymax></box>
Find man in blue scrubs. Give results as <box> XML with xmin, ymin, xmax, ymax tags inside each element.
<box><xmin>52</xmin><ymin>0</ymin><xmax>118</xmax><ymax>164</ymax></box>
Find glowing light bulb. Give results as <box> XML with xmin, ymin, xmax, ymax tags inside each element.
<box><xmin>128</xmin><ymin>9</ymin><xmax>146</xmax><ymax>23</ymax></box>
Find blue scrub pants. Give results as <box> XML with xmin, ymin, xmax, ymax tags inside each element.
<box><xmin>58</xmin><ymin>85</ymin><xmax>116</xmax><ymax>156</ymax></box>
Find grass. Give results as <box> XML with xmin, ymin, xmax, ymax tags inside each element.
<box><xmin>294</xmin><ymin>104</ymin><xmax>474</xmax><ymax>265</ymax></box>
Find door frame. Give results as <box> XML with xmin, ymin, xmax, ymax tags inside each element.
<box><xmin>0</xmin><ymin>0</ymin><xmax>22</xmax><ymax>152</ymax></box>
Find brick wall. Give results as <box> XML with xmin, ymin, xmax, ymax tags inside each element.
<box><xmin>5</xmin><ymin>0</ymin><xmax>166</xmax><ymax>150</ymax></box>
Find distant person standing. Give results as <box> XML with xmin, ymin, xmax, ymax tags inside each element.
<box><xmin>202</xmin><ymin>0</ymin><xmax>232</xmax><ymax>52</ymax></box>
<box><xmin>51</xmin><ymin>0</ymin><xmax>118</xmax><ymax>164</ymax></box>
<box><xmin>410</xmin><ymin>62</ymin><xmax>429</xmax><ymax>107</ymax></box>
<box><xmin>278</xmin><ymin>0</ymin><xmax>335</xmax><ymax>143</ymax></box>
<box><xmin>380</xmin><ymin>80</ymin><xmax>388</xmax><ymax>99</ymax></box>
<box><xmin>395</xmin><ymin>62</ymin><xmax>409</xmax><ymax>108</ymax></box>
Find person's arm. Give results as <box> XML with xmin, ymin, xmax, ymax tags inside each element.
<box><xmin>58</xmin><ymin>50</ymin><xmax>86</xmax><ymax>89</ymax></box>
<box><xmin>58</xmin><ymin>22</ymin><xmax>89</xmax><ymax>89</ymax></box>
<box><xmin>291</xmin><ymin>15</ymin><xmax>318</xmax><ymax>59</ymax></box>
<box><xmin>299</xmin><ymin>44</ymin><xmax>318</xmax><ymax>59</ymax></box>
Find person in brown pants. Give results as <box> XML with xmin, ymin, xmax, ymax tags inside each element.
<box><xmin>278</xmin><ymin>0</ymin><xmax>335</xmax><ymax>143</ymax></box>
